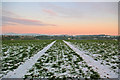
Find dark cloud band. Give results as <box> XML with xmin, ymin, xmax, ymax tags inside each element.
<box><xmin>2</xmin><ymin>16</ymin><xmax>56</xmax><ymax>26</ymax></box>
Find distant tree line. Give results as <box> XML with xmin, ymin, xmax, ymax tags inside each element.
<box><xmin>2</xmin><ymin>35</ymin><xmax>118</xmax><ymax>40</ymax></box>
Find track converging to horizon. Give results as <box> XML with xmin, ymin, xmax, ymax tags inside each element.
<box><xmin>1</xmin><ymin>40</ymin><xmax>118</xmax><ymax>79</ymax></box>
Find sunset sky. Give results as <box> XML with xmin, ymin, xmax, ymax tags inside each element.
<box><xmin>2</xmin><ymin>2</ymin><xmax>118</xmax><ymax>35</ymax></box>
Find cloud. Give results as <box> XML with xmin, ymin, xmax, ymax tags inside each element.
<box><xmin>2</xmin><ymin>10</ymin><xmax>20</xmax><ymax>18</ymax></box>
<box><xmin>42</xmin><ymin>9</ymin><xmax>57</xmax><ymax>16</ymax></box>
<box><xmin>2</xmin><ymin>16</ymin><xmax>56</xmax><ymax>26</ymax></box>
<box><xmin>41</xmin><ymin>2</ymin><xmax>117</xmax><ymax>19</ymax></box>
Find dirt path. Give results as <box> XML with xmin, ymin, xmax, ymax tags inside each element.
<box><xmin>63</xmin><ymin>40</ymin><xmax>118</xmax><ymax>78</ymax></box>
<box><xmin>2</xmin><ymin>41</ymin><xmax>56</xmax><ymax>78</ymax></box>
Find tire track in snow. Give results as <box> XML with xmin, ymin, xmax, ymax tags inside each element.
<box><xmin>63</xmin><ymin>40</ymin><xmax>118</xmax><ymax>78</ymax></box>
<box><xmin>2</xmin><ymin>41</ymin><xmax>56</xmax><ymax>78</ymax></box>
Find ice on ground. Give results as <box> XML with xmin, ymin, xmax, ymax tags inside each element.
<box><xmin>2</xmin><ymin>41</ymin><xmax>56</xmax><ymax>78</ymax></box>
<box><xmin>63</xmin><ymin>40</ymin><xmax>118</xmax><ymax>78</ymax></box>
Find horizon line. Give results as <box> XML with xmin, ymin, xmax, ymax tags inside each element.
<box><xmin>2</xmin><ymin>32</ymin><xmax>118</xmax><ymax>36</ymax></box>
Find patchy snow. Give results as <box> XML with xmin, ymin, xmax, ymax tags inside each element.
<box><xmin>2</xmin><ymin>41</ymin><xmax>56</xmax><ymax>78</ymax></box>
<box><xmin>63</xmin><ymin>40</ymin><xmax>118</xmax><ymax>78</ymax></box>
<box><xmin>24</xmin><ymin>40</ymin><xmax>98</xmax><ymax>78</ymax></box>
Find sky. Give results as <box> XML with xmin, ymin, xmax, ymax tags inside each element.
<box><xmin>2</xmin><ymin>2</ymin><xmax>118</xmax><ymax>35</ymax></box>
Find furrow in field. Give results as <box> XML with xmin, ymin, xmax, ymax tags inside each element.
<box><xmin>63</xmin><ymin>40</ymin><xmax>118</xmax><ymax>78</ymax></box>
<box><xmin>2</xmin><ymin>41</ymin><xmax>56</xmax><ymax>78</ymax></box>
<box><xmin>24</xmin><ymin>40</ymin><xmax>100</xmax><ymax>79</ymax></box>
<box><xmin>1</xmin><ymin>40</ymin><xmax>53</xmax><ymax>78</ymax></box>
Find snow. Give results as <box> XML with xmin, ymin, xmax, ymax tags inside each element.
<box><xmin>23</xmin><ymin>40</ymin><xmax>98</xmax><ymax>78</ymax></box>
<box><xmin>2</xmin><ymin>41</ymin><xmax>56</xmax><ymax>78</ymax></box>
<box><xmin>63</xmin><ymin>40</ymin><xmax>118</xmax><ymax>78</ymax></box>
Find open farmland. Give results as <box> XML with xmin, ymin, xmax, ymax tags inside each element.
<box><xmin>1</xmin><ymin>40</ymin><xmax>53</xmax><ymax>78</ymax></box>
<box><xmin>0</xmin><ymin>40</ymin><xmax>119</xmax><ymax>79</ymax></box>
<box><xmin>67</xmin><ymin>40</ymin><xmax>119</xmax><ymax>76</ymax></box>
<box><xmin>24</xmin><ymin>40</ymin><xmax>100</xmax><ymax>79</ymax></box>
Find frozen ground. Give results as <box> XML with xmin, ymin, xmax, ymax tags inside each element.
<box><xmin>67</xmin><ymin>40</ymin><xmax>119</xmax><ymax>74</ymax></box>
<box><xmin>63</xmin><ymin>40</ymin><xmax>118</xmax><ymax>78</ymax></box>
<box><xmin>2</xmin><ymin>41</ymin><xmax>56</xmax><ymax>78</ymax></box>
<box><xmin>1</xmin><ymin>40</ymin><xmax>53</xmax><ymax>78</ymax></box>
<box><xmin>1</xmin><ymin>40</ymin><xmax>118</xmax><ymax>79</ymax></box>
<box><xmin>24</xmin><ymin>40</ymin><xmax>100</xmax><ymax>78</ymax></box>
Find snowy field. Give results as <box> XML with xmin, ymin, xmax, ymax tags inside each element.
<box><xmin>1</xmin><ymin>40</ymin><xmax>53</xmax><ymax>78</ymax></box>
<box><xmin>67</xmin><ymin>40</ymin><xmax>119</xmax><ymax>75</ymax></box>
<box><xmin>1</xmin><ymin>40</ymin><xmax>119</xmax><ymax>79</ymax></box>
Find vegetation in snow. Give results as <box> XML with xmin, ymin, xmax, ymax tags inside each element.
<box><xmin>24</xmin><ymin>40</ymin><xmax>100</xmax><ymax>79</ymax></box>
<box><xmin>1</xmin><ymin>40</ymin><xmax>53</xmax><ymax>78</ymax></box>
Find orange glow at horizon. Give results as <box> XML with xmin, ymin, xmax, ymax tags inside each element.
<box><xmin>2</xmin><ymin>2</ymin><xmax>118</xmax><ymax>36</ymax></box>
<box><xmin>2</xmin><ymin>23</ymin><xmax>118</xmax><ymax>35</ymax></box>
